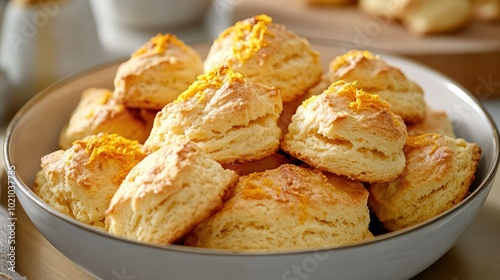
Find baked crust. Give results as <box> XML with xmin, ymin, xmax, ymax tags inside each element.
<box><xmin>282</xmin><ymin>80</ymin><xmax>408</xmax><ymax>183</ymax></box>
<box><xmin>143</xmin><ymin>65</ymin><xmax>283</xmax><ymax>164</ymax></box>
<box><xmin>106</xmin><ymin>140</ymin><xmax>238</xmax><ymax>244</ymax></box>
<box><xmin>204</xmin><ymin>15</ymin><xmax>323</xmax><ymax>103</ymax></box>
<box><xmin>185</xmin><ymin>164</ymin><xmax>372</xmax><ymax>251</ymax></box>
<box><xmin>369</xmin><ymin>133</ymin><xmax>481</xmax><ymax>231</ymax></box>
<box><xmin>113</xmin><ymin>34</ymin><xmax>203</xmax><ymax>110</ymax></box>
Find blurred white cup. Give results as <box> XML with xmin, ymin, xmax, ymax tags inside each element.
<box><xmin>93</xmin><ymin>0</ymin><xmax>213</xmax><ymax>30</ymax></box>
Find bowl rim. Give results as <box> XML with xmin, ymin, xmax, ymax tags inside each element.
<box><xmin>3</xmin><ymin>38</ymin><xmax>500</xmax><ymax>257</ymax></box>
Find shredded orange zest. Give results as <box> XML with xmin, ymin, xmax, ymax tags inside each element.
<box><xmin>131</xmin><ymin>33</ymin><xmax>186</xmax><ymax>57</ymax></box>
<box><xmin>175</xmin><ymin>65</ymin><xmax>244</xmax><ymax>104</ymax></box>
<box><xmin>301</xmin><ymin>95</ymin><xmax>319</xmax><ymax>108</ymax></box>
<box><xmin>219</xmin><ymin>14</ymin><xmax>275</xmax><ymax>62</ymax></box>
<box><xmin>327</xmin><ymin>81</ymin><xmax>391</xmax><ymax>113</ymax></box>
<box><xmin>331</xmin><ymin>50</ymin><xmax>379</xmax><ymax>70</ymax></box>
<box><xmin>406</xmin><ymin>133</ymin><xmax>441</xmax><ymax>155</ymax></box>
<box><xmin>79</xmin><ymin>133</ymin><xmax>145</xmax><ymax>183</ymax></box>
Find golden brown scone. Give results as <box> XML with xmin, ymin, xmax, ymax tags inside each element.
<box><xmin>33</xmin><ymin>133</ymin><xmax>146</xmax><ymax>229</ymax></box>
<box><xmin>282</xmin><ymin>81</ymin><xmax>407</xmax><ymax>183</ymax></box>
<box><xmin>58</xmin><ymin>88</ymin><xmax>156</xmax><ymax>150</ymax></box>
<box><xmin>407</xmin><ymin>107</ymin><xmax>456</xmax><ymax>138</ymax></box>
<box><xmin>105</xmin><ymin>140</ymin><xmax>238</xmax><ymax>245</ymax></box>
<box><xmin>396</xmin><ymin>0</ymin><xmax>472</xmax><ymax>35</ymax></box>
<box><xmin>203</xmin><ymin>14</ymin><xmax>323</xmax><ymax>103</ymax></box>
<box><xmin>369</xmin><ymin>133</ymin><xmax>481</xmax><ymax>231</ymax></box>
<box><xmin>328</xmin><ymin>50</ymin><xmax>426</xmax><ymax>123</ymax></box>
<box><xmin>143</xmin><ymin>65</ymin><xmax>283</xmax><ymax>164</ymax></box>
<box><xmin>113</xmin><ymin>33</ymin><xmax>203</xmax><ymax>110</ymax></box>
<box><xmin>184</xmin><ymin>164</ymin><xmax>372</xmax><ymax>251</ymax></box>
<box><xmin>472</xmin><ymin>0</ymin><xmax>500</xmax><ymax>21</ymax></box>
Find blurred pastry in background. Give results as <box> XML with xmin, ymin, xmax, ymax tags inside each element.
<box><xmin>143</xmin><ymin>65</ymin><xmax>283</xmax><ymax>164</ymax></box>
<box><xmin>308</xmin><ymin>0</ymin><xmax>357</xmax><ymax>5</ymax></box>
<box><xmin>58</xmin><ymin>88</ymin><xmax>156</xmax><ymax>150</ymax></box>
<box><xmin>358</xmin><ymin>0</ymin><xmax>472</xmax><ymax>35</ymax></box>
<box><xmin>472</xmin><ymin>0</ymin><xmax>500</xmax><ymax>21</ymax></box>
<box><xmin>406</xmin><ymin>107</ymin><xmax>456</xmax><ymax>138</ymax></box>
<box><xmin>34</xmin><ymin>133</ymin><xmax>146</xmax><ymax>229</ymax></box>
<box><xmin>185</xmin><ymin>164</ymin><xmax>373</xmax><ymax>251</ymax></box>
<box><xmin>203</xmin><ymin>14</ymin><xmax>323</xmax><ymax>103</ymax></box>
<box><xmin>113</xmin><ymin>33</ymin><xmax>203</xmax><ymax>110</ymax></box>
<box><xmin>397</xmin><ymin>0</ymin><xmax>472</xmax><ymax>35</ymax></box>
<box><xmin>358</xmin><ymin>0</ymin><xmax>401</xmax><ymax>19</ymax></box>
<box><xmin>328</xmin><ymin>50</ymin><xmax>426</xmax><ymax>124</ymax></box>
<box><xmin>369</xmin><ymin>133</ymin><xmax>481</xmax><ymax>231</ymax></box>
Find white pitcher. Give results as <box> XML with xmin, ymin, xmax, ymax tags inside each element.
<box><xmin>0</xmin><ymin>0</ymin><xmax>103</xmax><ymax>120</ymax></box>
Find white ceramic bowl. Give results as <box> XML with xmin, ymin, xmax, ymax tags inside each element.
<box><xmin>3</xmin><ymin>39</ymin><xmax>499</xmax><ymax>280</ymax></box>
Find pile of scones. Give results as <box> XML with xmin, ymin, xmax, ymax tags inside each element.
<box><xmin>34</xmin><ymin>14</ymin><xmax>481</xmax><ymax>252</ymax></box>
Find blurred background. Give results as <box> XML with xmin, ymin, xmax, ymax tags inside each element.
<box><xmin>0</xmin><ymin>0</ymin><xmax>499</xmax><ymax>126</ymax></box>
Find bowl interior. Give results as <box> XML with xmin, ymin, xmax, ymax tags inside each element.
<box><xmin>4</xmin><ymin>39</ymin><xmax>499</xmax><ymax>249</ymax></box>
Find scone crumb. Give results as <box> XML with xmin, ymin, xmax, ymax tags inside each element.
<box><xmin>131</xmin><ymin>33</ymin><xmax>186</xmax><ymax>57</ymax></box>
<box><xmin>175</xmin><ymin>65</ymin><xmax>244</xmax><ymax>103</ymax></box>
<box><xmin>331</xmin><ymin>50</ymin><xmax>380</xmax><ymax>71</ymax></box>
<box><xmin>221</xmin><ymin>14</ymin><xmax>275</xmax><ymax>62</ymax></box>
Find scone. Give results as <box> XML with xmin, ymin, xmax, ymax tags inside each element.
<box><xmin>472</xmin><ymin>0</ymin><xmax>500</xmax><ymax>21</ymax></box>
<box><xmin>113</xmin><ymin>33</ymin><xmax>203</xmax><ymax>110</ymax></box>
<box><xmin>105</xmin><ymin>140</ymin><xmax>238</xmax><ymax>245</ymax></box>
<box><xmin>358</xmin><ymin>0</ymin><xmax>402</xmax><ymax>19</ymax></box>
<box><xmin>143</xmin><ymin>65</ymin><xmax>283</xmax><ymax>164</ymax></box>
<box><xmin>407</xmin><ymin>107</ymin><xmax>456</xmax><ymax>138</ymax></box>
<box><xmin>282</xmin><ymin>80</ymin><xmax>408</xmax><ymax>183</ymax></box>
<box><xmin>33</xmin><ymin>133</ymin><xmax>146</xmax><ymax>228</ymax></box>
<box><xmin>203</xmin><ymin>14</ymin><xmax>323</xmax><ymax>102</ymax></box>
<box><xmin>395</xmin><ymin>0</ymin><xmax>472</xmax><ymax>35</ymax></box>
<box><xmin>328</xmin><ymin>50</ymin><xmax>426</xmax><ymax>123</ymax></box>
<box><xmin>184</xmin><ymin>164</ymin><xmax>372</xmax><ymax>251</ymax></box>
<box><xmin>369</xmin><ymin>133</ymin><xmax>481</xmax><ymax>231</ymax></box>
<box><xmin>359</xmin><ymin>0</ymin><xmax>472</xmax><ymax>35</ymax></box>
<box><xmin>58</xmin><ymin>88</ymin><xmax>156</xmax><ymax>149</ymax></box>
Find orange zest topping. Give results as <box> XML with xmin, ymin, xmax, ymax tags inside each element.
<box><xmin>327</xmin><ymin>80</ymin><xmax>391</xmax><ymax>113</ymax></box>
<box><xmin>175</xmin><ymin>65</ymin><xmax>244</xmax><ymax>103</ymax></box>
<box><xmin>220</xmin><ymin>14</ymin><xmax>275</xmax><ymax>62</ymax></box>
<box><xmin>406</xmin><ymin>133</ymin><xmax>441</xmax><ymax>155</ymax></box>
<box><xmin>79</xmin><ymin>133</ymin><xmax>145</xmax><ymax>183</ymax></box>
<box><xmin>131</xmin><ymin>33</ymin><xmax>186</xmax><ymax>57</ymax></box>
<box><xmin>301</xmin><ymin>95</ymin><xmax>319</xmax><ymax>108</ymax></box>
<box><xmin>331</xmin><ymin>50</ymin><xmax>379</xmax><ymax>71</ymax></box>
